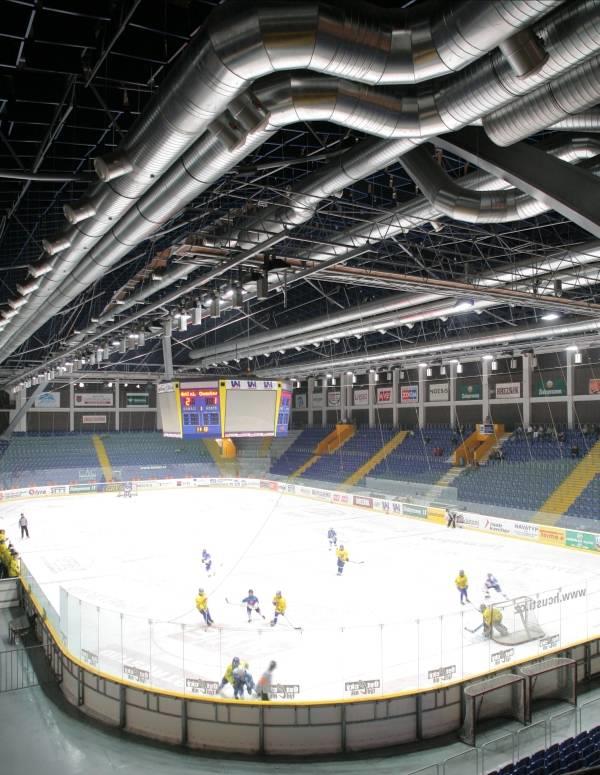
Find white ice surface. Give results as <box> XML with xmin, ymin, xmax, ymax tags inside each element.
<box><xmin>3</xmin><ymin>487</ymin><xmax>600</xmax><ymax>700</ymax></box>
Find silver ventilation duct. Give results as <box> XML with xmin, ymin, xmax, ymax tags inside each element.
<box><xmin>484</xmin><ymin>50</ymin><xmax>600</xmax><ymax>145</ymax></box>
<box><xmin>550</xmin><ymin>109</ymin><xmax>600</xmax><ymax>131</ymax></box>
<box><xmin>0</xmin><ymin>0</ymin><xmax>556</xmax><ymax>359</ymax></box>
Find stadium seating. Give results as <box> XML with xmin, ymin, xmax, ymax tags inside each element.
<box><xmin>485</xmin><ymin>725</ymin><xmax>600</xmax><ymax>775</ymax></box>
<box><xmin>367</xmin><ymin>425</ymin><xmax>461</xmax><ymax>485</ymax></box>
<box><xmin>566</xmin><ymin>473</ymin><xmax>600</xmax><ymax>520</ymax></box>
<box><xmin>0</xmin><ymin>432</ymin><xmax>221</xmax><ymax>486</ymax></box>
<box><xmin>298</xmin><ymin>427</ymin><xmax>397</xmax><ymax>484</ymax></box>
<box><xmin>269</xmin><ymin>426</ymin><xmax>334</xmax><ymax>477</ymax></box>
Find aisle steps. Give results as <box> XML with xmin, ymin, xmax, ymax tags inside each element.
<box><xmin>92</xmin><ymin>434</ymin><xmax>113</xmax><ymax>482</ymax></box>
<box><xmin>290</xmin><ymin>424</ymin><xmax>355</xmax><ymax>479</ymax></box>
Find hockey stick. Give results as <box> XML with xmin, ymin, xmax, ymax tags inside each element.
<box><xmin>348</xmin><ymin>560</ymin><xmax>365</xmax><ymax>565</ymax></box>
<box><xmin>283</xmin><ymin>616</ymin><xmax>302</xmax><ymax>631</ymax></box>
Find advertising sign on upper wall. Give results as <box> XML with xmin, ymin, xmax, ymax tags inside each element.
<box><xmin>74</xmin><ymin>393</ymin><xmax>114</xmax><ymax>408</ymax></box>
<box><xmin>327</xmin><ymin>391</ymin><xmax>341</xmax><ymax>407</ymax></box>
<box><xmin>34</xmin><ymin>391</ymin><xmax>61</xmax><ymax>409</ymax></box>
<box><xmin>376</xmin><ymin>387</ymin><xmax>393</xmax><ymax>404</ymax></box>
<box><xmin>295</xmin><ymin>393</ymin><xmax>307</xmax><ymax>409</ymax></box>
<box><xmin>312</xmin><ymin>393</ymin><xmax>324</xmax><ymax>408</ymax></box>
<box><xmin>590</xmin><ymin>379</ymin><xmax>600</xmax><ymax>395</ymax></box>
<box><xmin>495</xmin><ymin>382</ymin><xmax>521</xmax><ymax>399</ymax></box>
<box><xmin>400</xmin><ymin>385</ymin><xmax>418</xmax><ymax>404</ymax></box>
<box><xmin>353</xmin><ymin>388</ymin><xmax>369</xmax><ymax>406</ymax></box>
<box><xmin>459</xmin><ymin>384</ymin><xmax>481</xmax><ymax>400</ymax></box>
<box><xmin>429</xmin><ymin>383</ymin><xmax>449</xmax><ymax>402</ymax></box>
<box><xmin>535</xmin><ymin>378</ymin><xmax>566</xmax><ymax>397</ymax></box>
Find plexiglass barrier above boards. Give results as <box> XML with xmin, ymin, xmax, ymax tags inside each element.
<box><xmin>10</xmin><ymin>475</ymin><xmax>600</xmax><ymax>702</ymax></box>
<box><xmin>20</xmin><ymin>563</ymin><xmax>600</xmax><ymax>701</ymax></box>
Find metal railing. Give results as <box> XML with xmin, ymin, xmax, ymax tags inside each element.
<box><xmin>0</xmin><ymin>643</ymin><xmax>56</xmax><ymax>693</ymax></box>
<box><xmin>406</xmin><ymin>698</ymin><xmax>600</xmax><ymax>775</ymax></box>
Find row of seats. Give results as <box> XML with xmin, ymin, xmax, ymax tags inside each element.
<box><xmin>488</xmin><ymin>726</ymin><xmax>600</xmax><ymax>775</ymax></box>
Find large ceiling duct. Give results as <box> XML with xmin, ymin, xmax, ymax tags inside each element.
<box><xmin>0</xmin><ymin>0</ymin><xmax>556</xmax><ymax>357</ymax></box>
<box><xmin>0</xmin><ymin>1</ymin><xmax>579</xmax><ymax>361</ymax></box>
<box><xmin>484</xmin><ymin>50</ymin><xmax>600</xmax><ymax>145</ymax></box>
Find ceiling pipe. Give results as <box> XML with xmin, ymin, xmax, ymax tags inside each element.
<box><xmin>550</xmin><ymin>109</ymin><xmax>600</xmax><ymax>131</ymax></box>
<box><xmin>0</xmin><ymin>0</ymin><xmax>555</xmax><ymax>358</ymax></box>
<box><xmin>0</xmin><ymin>1</ymin><xmax>583</xmax><ymax>359</ymax></box>
<box><xmin>499</xmin><ymin>28</ymin><xmax>549</xmax><ymax>77</ymax></box>
<box><xmin>484</xmin><ymin>50</ymin><xmax>600</xmax><ymax>145</ymax></box>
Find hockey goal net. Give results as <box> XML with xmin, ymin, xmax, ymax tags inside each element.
<box><xmin>490</xmin><ymin>596</ymin><xmax>545</xmax><ymax>645</ymax></box>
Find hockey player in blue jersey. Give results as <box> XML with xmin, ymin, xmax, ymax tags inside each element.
<box><xmin>241</xmin><ymin>589</ymin><xmax>265</xmax><ymax>623</ymax></box>
<box><xmin>484</xmin><ymin>573</ymin><xmax>504</xmax><ymax>598</ymax></box>
<box><xmin>123</xmin><ymin>481</ymin><xmax>133</xmax><ymax>498</ymax></box>
<box><xmin>327</xmin><ymin>528</ymin><xmax>337</xmax><ymax>551</ymax></box>
<box><xmin>202</xmin><ymin>549</ymin><xmax>213</xmax><ymax>576</ymax></box>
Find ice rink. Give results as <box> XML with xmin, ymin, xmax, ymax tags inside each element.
<box><xmin>3</xmin><ymin>486</ymin><xmax>600</xmax><ymax>700</ymax></box>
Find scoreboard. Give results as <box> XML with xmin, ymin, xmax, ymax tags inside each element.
<box><xmin>158</xmin><ymin>378</ymin><xmax>292</xmax><ymax>439</ymax></box>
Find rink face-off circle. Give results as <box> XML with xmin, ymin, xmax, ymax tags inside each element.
<box><xmin>7</xmin><ymin>484</ymin><xmax>600</xmax><ymax>701</ymax></box>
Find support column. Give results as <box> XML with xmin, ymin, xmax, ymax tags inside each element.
<box><xmin>368</xmin><ymin>372</ymin><xmax>376</xmax><ymax>429</ymax></box>
<box><xmin>418</xmin><ymin>365</ymin><xmax>425</xmax><ymax>428</ymax></box>
<box><xmin>2</xmin><ymin>381</ymin><xmax>48</xmax><ymax>438</ymax></box>
<box><xmin>115</xmin><ymin>379</ymin><xmax>120</xmax><ymax>431</ymax></box>
<box><xmin>482</xmin><ymin>359</ymin><xmax>490</xmax><ymax>424</ymax></box>
<box><xmin>392</xmin><ymin>368</ymin><xmax>399</xmax><ymax>427</ymax></box>
<box><xmin>69</xmin><ymin>381</ymin><xmax>75</xmax><ymax>432</ymax></box>
<box><xmin>340</xmin><ymin>373</ymin><xmax>348</xmax><ymax>423</ymax></box>
<box><xmin>307</xmin><ymin>377</ymin><xmax>315</xmax><ymax>426</ymax></box>
<box><xmin>321</xmin><ymin>377</ymin><xmax>327</xmax><ymax>427</ymax></box>
<box><xmin>162</xmin><ymin>320</ymin><xmax>174</xmax><ymax>380</ymax></box>
<box><xmin>566</xmin><ymin>351</ymin><xmax>575</xmax><ymax>430</ymax></box>
<box><xmin>449</xmin><ymin>362</ymin><xmax>457</xmax><ymax>429</ymax></box>
<box><xmin>522</xmin><ymin>354</ymin><xmax>532</xmax><ymax>430</ymax></box>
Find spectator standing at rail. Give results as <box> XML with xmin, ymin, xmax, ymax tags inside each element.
<box><xmin>256</xmin><ymin>660</ymin><xmax>277</xmax><ymax>701</ymax></box>
<box><xmin>19</xmin><ymin>513</ymin><xmax>29</xmax><ymax>539</ymax></box>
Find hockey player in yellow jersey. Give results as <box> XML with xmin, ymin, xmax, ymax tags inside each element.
<box><xmin>336</xmin><ymin>544</ymin><xmax>349</xmax><ymax>576</ymax></box>
<box><xmin>195</xmin><ymin>588</ymin><xmax>214</xmax><ymax>626</ymax></box>
<box><xmin>479</xmin><ymin>604</ymin><xmax>509</xmax><ymax>637</ymax></box>
<box><xmin>270</xmin><ymin>590</ymin><xmax>287</xmax><ymax>627</ymax></box>
<box><xmin>217</xmin><ymin>656</ymin><xmax>240</xmax><ymax>693</ymax></box>
<box><xmin>455</xmin><ymin>570</ymin><xmax>470</xmax><ymax>605</ymax></box>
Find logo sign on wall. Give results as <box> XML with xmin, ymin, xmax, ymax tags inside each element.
<box><xmin>590</xmin><ymin>379</ymin><xmax>600</xmax><ymax>395</ymax></box>
<box><xmin>81</xmin><ymin>415</ymin><xmax>107</xmax><ymax>424</ymax></box>
<box><xmin>495</xmin><ymin>382</ymin><xmax>521</xmax><ymax>399</ymax></box>
<box><xmin>429</xmin><ymin>383</ymin><xmax>449</xmax><ymax>402</ymax></box>
<box><xmin>327</xmin><ymin>391</ymin><xmax>341</xmax><ymax>407</ymax></box>
<box><xmin>74</xmin><ymin>393</ymin><xmax>114</xmax><ymax>407</ymax></box>
<box><xmin>312</xmin><ymin>393</ymin><xmax>324</xmax><ymax>408</ymax></box>
<box><xmin>34</xmin><ymin>391</ymin><xmax>61</xmax><ymax>408</ymax></box>
<box><xmin>536</xmin><ymin>378</ymin><xmax>566</xmax><ymax>397</ymax></box>
<box><xmin>126</xmin><ymin>393</ymin><xmax>149</xmax><ymax>407</ymax></box>
<box><xmin>400</xmin><ymin>385</ymin><xmax>418</xmax><ymax>404</ymax></box>
<box><xmin>353</xmin><ymin>388</ymin><xmax>369</xmax><ymax>406</ymax></box>
<box><xmin>459</xmin><ymin>384</ymin><xmax>481</xmax><ymax>400</ymax></box>
<box><xmin>295</xmin><ymin>393</ymin><xmax>307</xmax><ymax>409</ymax></box>
<box><xmin>376</xmin><ymin>387</ymin><xmax>393</xmax><ymax>404</ymax></box>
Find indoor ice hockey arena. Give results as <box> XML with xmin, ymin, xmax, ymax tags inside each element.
<box><xmin>4</xmin><ymin>1</ymin><xmax>600</xmax><ymax>774</ymax></box>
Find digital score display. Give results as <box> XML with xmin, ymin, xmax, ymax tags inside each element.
<box><xmin>180</xmin><ymin>387</ymin><xmax>222</xmax><ymax>437</ymax></box>
<box><xmin>277</xmin><ymin>390</ymin><xmax>291</xmax><ymax>436</ymax></box>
